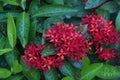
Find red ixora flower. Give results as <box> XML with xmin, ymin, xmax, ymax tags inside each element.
<box><xmin>22</xmin><ymin>43</ymin><xmax>63</xmax><ymax>73</ymax></box>
<box><xmin>98</xmin><ymin>49</ymin><xmax>116</xmax><ymax>61</ymax></box>
<box><xmin>44</xmin><ymin>22</ymin><xmax>90</xmax><ymax>62</ymax></box>
<box><xmin>81</xmin><ymin>14</ymin><xmax>119</xmax><ymax>61</ymax></box>
<box><xmin>81</xmin><ymin>14</ymin><xmax>119</xmax><ymax>45</ymax></box>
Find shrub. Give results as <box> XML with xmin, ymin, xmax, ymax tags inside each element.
<box><xmin>0</xmin><ymin>0</ymin><xmax>120</xmax><ymax>80</ymax></box>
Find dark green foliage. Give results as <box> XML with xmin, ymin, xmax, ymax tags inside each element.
<box><xmin>0</xmin><ymin>0</ymin><xmax>120</xmax><ymax>80</ymax></box>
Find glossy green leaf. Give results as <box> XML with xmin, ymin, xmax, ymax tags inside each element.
<box><xmin>99</xmin><ymin>1</ymin><xmax>119</xmax><ymax>13</ymax></box>
<box><xmin>0</xmin><ymin>68</ymin><xmax>11</xmax><ymax>78</ymax></box>
<box><xmin>7</xmin><ymin>13</ymin><xmax>17</xmax><ymax>48</ymax></box>
<box><xmin>16</xmin><ymin>12</ymin><xmax>30</xmax><ymax>48</ymax></box>
<box><xmin>21</xmin><ymin>0</ymin><xmax>26</xmax><ymax>10</ymax></box>
<box><xmin>80</xmin><ymin>63</ymin><xmax>103</xmax><ymax>80</ymax></box>
<box><xmin>0</xmin><ymin>48</ymin><xmax>12</xmax><ymax>55</ymax></box>
<box><xmin>4</xmin><ymin>49</ymin><xmax>18</xmax><ymax>67</ymax></box>
<box><xmin>0</xmin><ymin>37</ymin><xmax>6</xmax><ymax>49</ymax></box>
<box><xmin>60</xmin><ymin>63</ymin><xmax>75</xmax><ymax>77</ymax></box>
<box><xmin>96</xmin><ymin>64</ymin><xmax>120</xmax><ymax>79</ymax></box>
<box><xmin>0</xmin><ymin>0</ymin><xmax>19</xmax><ymax>6</ymax></box>
<box><xmin>116</xmin><ymin>10</ymin><xmax>120</xmax><ymax>32</ymax></box>
<box><xmin>96</xmin><ymin>9</ymin><xmax>110</xmax><ymax>20</ymax></box>
<box><xmin>6</xmin><ymin>75</ymin><xmax>24</xmax><ymax>80</ymax></box>
<box><xmin>85</xmin><ymin>0</ymin><xmax>106</xmax><ymax>9</ymax></box>
<box><xmin>45</xmin><ymin>68</ymin><xmax>58</xmax><ymax>80</ymax></box>
<box><xmin>28</xmin><ymin>19</ymin><xmax>37</xmax><ymax>42</ymax></box>
<box><xmin>21</xmin><ymin>58</ymin><xmax>41</xmax><ymax>80</ymax></box>
<box><xmin>62</xmin><ymin>76</ymin><xmax>75</xmax><ymax>80</ymax></box>
<box><xmin>42</xmin><ymin>48</ymin><xmax>56</xmax><ymax>57</ymax></box>
<box><xmin>33</xmin><ymin>5</ymin><xmax>77</xmax><ymax>17</ymax></box>
<box><xmin>29</xmin><ymin>0</ymin><xmax>40</xmax><ymax>14</ymax></box>
<box><xmin>82</xmin><ymin>57</ymin><xmax>90</xmax><ymax>66</ymax></box>
<box><xmin>11</xmin><ymin>60</ymin><xmax>23</xmax><ymax>74</ymax></box>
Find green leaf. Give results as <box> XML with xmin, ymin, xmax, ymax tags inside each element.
<box><xmin>0</xmin><ymin>68</ymin><xmax>11</xmax><ymax>78</ymax></box>
<box><xmin>0</xmin><ymin>11</ymin><xmax>20</xmax><ymax>22</ymax></box>
<box><xmin>85</xmin><ymin>0</ymin><xmax>106</xmax><ymax>9</ymax></box>
<box><xmin>52</xmin><ymin>0</ymin><xmax>64</xmax><ymax>4</ymax></box>
<box><xmin>33</xmin><ymin>5</ymin><xmax>77</xmax><ymax>17</ymax></box>
<box><xmin>81</xmin><ymin>25</ymin><xmax>88</xmax><ymax>34</ymax></box>
<box><xmin>60</xmin><ymin>62</ymin><xmax>75</xmax><ymax>77</ymax></box>
<box><xmin>46</xmin><ymin>0</ymin><xmax>64</xmax><ymax>4</ymax></box>
<box><xmin>62</xmin><ymin>76</ymin><xmax>75</xmax><ymax>80</ymax></box>
<box><xmin>99</xmin><ymin>1</ymin><xmax>119</xmax><ymax>13</ymax></box>
<box><xmin>77</xmin><ymin>24</ymin><xmax>86</xmax><ymax>32</ymax></box>
<box><xmin>0</xmin><ymin>37</ymin><xmax>6</xmax><ymax>49</ymax></box>
<box><xmin>96</xmin><ymin>64</ymin><xmax>120</xmax><ymax>79</ymax></box>
<box><xmin>21</xmin><ymin>0</ymin><xmax>26</xmax><ymax>10</ymax></box>
<box><xmin>82</xmin><ymin>57</ymin><xmax>90</xmax><ymax>66</ymax></box>
<box><xmin>73</xmin><ymin>1</ymin><xmax>91</xmax><ymax>17</ymax></box>
<box><xmin>64</xmin><ymin>0</ymin><xmax>77</xmax><ymax>4</ymax></box>
<box><xmin>0</xmin><ymin>0</ymin><xmax>19</xmax><ymax>6</ymax></box>
<box><xmin>0</xmin><ymin>2</ymin><xmax>3</xmax><ymax>12</ymax></box>
<box><xmin>45</xmin><ymin>68</ymin><xmax>58</xmax><ymax>80</ymax></box>
<box><xmin>21</xmin><ymin>58</ymin><xmax>41</xmax><ymax>80</ymax></box>
<box><xmin>29</xmin><ymin>0</ymin><xmax>40</xmax><ymax>15</ymax></box>
<box><xmin>0</xmin><ymin>48</ymin><xmax>13</xmax><ymax>55</ymax></box>
<box><xmin>80</xmin><ymin>63</ymin><xmax>103</xmax><ymax>80</ymax></box>
<box><xmin>7</xmin><ymin>13</ymin><xmax>17</xmax><ymax>48</ymax></box>
<box><xmin>6</xmin><ymin>75</ymin><xmax>24</xmax><ymax>80</ymax></box>
<box><xmin>42</xmin><ymin>48</ymin><xmax>56</xmax><ymax>57</ymax></box>
<box><xmin>116</xmin><ymin>10</ymin><xmax>120</xmax><ymax>32</ymax></box>
<box><xmin>96</xmin><ymin>9</ymin><xmax>110</xmax><ymax>20</ymax></box>
<box><xmin>28</xmin><ymin>19</ymin><xmax>37</xmax><ymax>42</ymax></box>
<box><xmin>11</xmin><ymin>60</ymin><xmax>23</xmax><ymax>74</ymax></box>
<box><xmin>16</xmin><ymin>12</ymin><xmax>30</xmax><ymax>48</ymax></box>
<box><xmin>4</xmin><ymin>49</ymin><xmax>19</xmax><ymax>67</ymax></box>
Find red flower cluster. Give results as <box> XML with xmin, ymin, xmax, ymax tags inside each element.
<box><xmin>81</xmin><ymin>14</ymin><xmax>119</xmax><ymax>61</ymax></box>
<box><xmin>22</xmin><ymin>23</ymin><xmax>90</xmax><ymax>73</ymax></box>
<box><xmin>44</xmin><ymin>23</ymin><xmax>90</xmax><ymax>62</ymax></box>
<box><xmin>98</xmin><ymin>49</ymin><xmax>116</xmax><ymax>61</ymax></box>
<box><xmin>22</xmin><ymin>43</ymin><xmax>63</xmax><ymax>73</ymax></box>
<box><xmin>22</xmin><ymin>15</ymin><xmax>119</xmax><ymax>72</ymax></box>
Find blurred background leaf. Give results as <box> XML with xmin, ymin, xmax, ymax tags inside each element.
<box><xmin>0</xmin><ymin>68</ymin><xmax>11</xmax><ymax>78</ymax></box>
